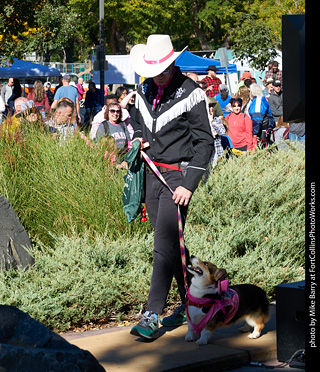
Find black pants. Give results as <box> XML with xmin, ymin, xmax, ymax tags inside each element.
<box><xmin>145</xmin><ymin>171</ymin><xmax>190</xmax><ymax>314</ymax></box>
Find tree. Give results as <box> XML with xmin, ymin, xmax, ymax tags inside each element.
<box><xmin>0</xmin><ymin>0</ymin><xmax>43</xmax><ymax>65</ymax></box>
<box><xmin>25</xmin><ymin>2</ymin><xmax>79</xmax><ymax>62</ymax></box>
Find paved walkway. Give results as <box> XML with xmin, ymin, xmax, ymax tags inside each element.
<box><xmin>60</xmin><ymin>304</ymin><xmax>297</xmax><ymax>372</ymax></box>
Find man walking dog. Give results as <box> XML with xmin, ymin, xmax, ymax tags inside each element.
<box><xmin>129</xmin><ymin>34</ymin><xmax>214</xmax><ymax>339</ymax></box>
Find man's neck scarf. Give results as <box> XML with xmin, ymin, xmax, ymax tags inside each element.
<box><xmin>153</xmin><ymin>67</ymin><xmax>176</xmax><ymax>109</ymax></box>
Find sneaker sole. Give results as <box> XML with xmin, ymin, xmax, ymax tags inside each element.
<box><xmin>130</xmin><ymin>327</ymin><xmax>159</xmax><ymax>340</ymax></box>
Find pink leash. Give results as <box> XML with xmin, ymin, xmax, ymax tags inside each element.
<box><xmin>140</xmin><ymin>150</ymin><xmax>188</xmax><ymax>292</ymax></box>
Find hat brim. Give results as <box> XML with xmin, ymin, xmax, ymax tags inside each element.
<box><xmin>130</xmin><ymin>44</ymin><xmax>187</xmax><ymax>78</ymax></box>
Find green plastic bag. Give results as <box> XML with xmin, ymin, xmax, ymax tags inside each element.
<box><xmin>122</xmin><ymin>140</ymin><xmax>145</xmax><ymax>222</ymax></box>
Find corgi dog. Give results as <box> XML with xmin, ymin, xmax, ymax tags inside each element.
<box><xmin>185</xmin><ymin>256</ymin><xmax>270</xmax><ymax>346</ymax></box>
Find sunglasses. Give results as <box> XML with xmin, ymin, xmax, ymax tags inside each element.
<box><xmin>109</xmin><ymin>109</ymin><xmax>121</xmax><ymax>114</ymax></box>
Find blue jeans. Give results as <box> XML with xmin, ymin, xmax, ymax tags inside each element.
<box><xmin>288</xmin><ymin>132</ymin><xmax>305</xmax><ymax>141</ymax></box>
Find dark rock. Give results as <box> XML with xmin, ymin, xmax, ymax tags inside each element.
<box><xmin>0</xmin><ymin>305</ymin><xmax>105</xmax><ymax>372</ymax></box>
<box><xmin>0</xmin><ymin>196</ymin><xmax>34</xmax><ymax>271</ymax></box>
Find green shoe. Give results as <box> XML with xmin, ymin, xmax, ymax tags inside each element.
<box><xmin>130</xmin><ymin>311</ymin><xmax>159</xmax><ymax>339</ymax></box>
<box><xmin>160</xmin><ymin>304</ymin><xmax>187</xmax><ymax>327</ymax></box>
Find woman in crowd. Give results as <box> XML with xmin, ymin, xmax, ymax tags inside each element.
<box><xmin>8</xmin><ymin>78</ymin><xmax>23</xmax><ymax>111</ymax></box>
<box><xmin>95</xmin><ymin>102</ymin><xmax>131</xmax><ymax>168</ymax></box>
<box><xmin>27</xmin><ymin>80</ymin><xmax>51</xmax><ymax>115</ymax></box>
<box><xmin>44</xmin><ymin>82</ymin><xmax>54</xmax><ymax>106</ymax></box>
<box><xmin>115</xmin><ymin>86</ymin><xmax>128</xmax><ymax>103</ymax></box>
<box><xmin>225</xmin><ymin>97</ymin><xmax>255</xmax><ymax>152</ymax></box>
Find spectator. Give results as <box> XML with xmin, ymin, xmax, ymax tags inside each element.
<box><xmin>225</xmin><ymin>85</ymin><xmax>251</xmax><ymax>116</ymax></box>
<box><xmin>187</xmin><ymin>72</ymin><xmax>199</xmax><ymax>82</ymax></box>
<box><xmin>95</xmin><ymin>102</ymin><xmax>131</xmax><ymax>167</ymax></box>
<box><xmin>235</xmin><ymin>71</ymin><xmax>253</xmax><ymax>93</ymax></box>
<box><xmin>288</xmin><ymin>122</ymin><xmax>305</xmax><ymax>142</ymax></box>
<box><xmin>201</xmin><ymin>65</ymin><xmax>222</xmax><ymax>97</ymax></box>
<box><xmin>16</xmin><ymin>102</ymin><xmax>43</xmax><ymax>125</ymax></box>
<box><xmin>14</xmin><ymin>97</ymin><xmax>30</xmax><ymax>114</ymax></box>
<box><xmin>84</xmin><ymin>82</ymin><xmax>104</xmax><ymax>117</ymax></box>
<box><xmin>0</xmin><ymin>84</ymin><xmax>5</xmax><ymax>123</ymax></box>
<box><xmin>76</xmin><ymin>77</ymin><xmax>86</xmax><ymax>101</ymax></box>
<box><xmin>51</xmin><ymin>74</ymin><xmax>81</xmax><ymax>124</ymax></box>
<box><xmin>46</xmin><ymin>99</ymin><xmax>76</xmax><ymax>140</ymax></box>
<box><xmin>54</xmin><ymin>76</ymin><xmax>63</xmax><ymax>95</ymax></box>
<box><xmin>215</xmin><ymin>84</ymin><xmax>231</xmax><ymax>117</ymax></box>
<box><xmin>89</xmin><ymin>94</ymin><xmax>116</xmax><ymax>140</ymax></box>
<box><xmin>89</xmin><ymin>94</ymin><xmax>134</xmax><ymax>141</ymax></box>
<box><xmin>248</xmin><ymin>83</ymin><xmax>275</xmax><ymax>146</ymax></box>
<box><xmin>27</xmin><ymin>80</ymin><xmax>51</xmax><ymax>115</ymax></box>
<box><xmin>104</xmin><ymin>84</ymin><xmax>110</xmax><ymax>97</ymax></box>
<box><xmin>207</xmin><ymin>96</ymin><xmax>223</xmax><ymax>119</ymax></box>
<box><xmin>262</xmin><ymin>78</ymin><xmax>274</xmax><ymax>99</ymax></box>
<box><xmin>8</xmin><ymin>78</ymin><xmax>23</xmax><ymax>111</ymax></box>
<box><xmin>268</xmin><ymin>79</ymin><xmax>290</xmax><ymax>144</ymax></box>
<box><xmin>208</xmin><ymin>116</ymin><xmax>226</xmax><ymax>170</ymax></box>
<box><xmin>44</xmin><ymin>82</ymin><xmax>54</xmax><ymax>106</ymax></box>
<box><xmin>225</xmin><ymin>97</ymin><xmax>255</xmax><ymax>152</ymax></box>
<box><xmin>115</xmin><ymin>86</ymin><xmax>128</xmax><ymax>103</ymax></box>
<box><xmin>262</xmin><ymin>61</ymin><xmax>282</xmax><ymax>88</ymax></box>
<box><xmin>1</xmin><ymin>77</ymin><xmax>14</xmax><ymax>105</ymax></box>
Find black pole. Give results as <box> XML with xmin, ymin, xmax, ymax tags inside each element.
<box><xmin>99</xmin><ymin>0</ymin><xmax>104</xmax><ymax>89</ymax></box>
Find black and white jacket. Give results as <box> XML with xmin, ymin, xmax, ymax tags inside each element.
<box><xmin>131</xmin><ymin>68</ymin><xmax>214</xmax><ymax>193</ymax></box>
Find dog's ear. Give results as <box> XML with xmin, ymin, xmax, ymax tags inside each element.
<box><xmin>213</xmin><ymin>268</ymin><xmax>226</xmax><ymax>281</ymax></box>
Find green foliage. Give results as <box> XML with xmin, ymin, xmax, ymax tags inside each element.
<box><xmin>0</xmin><ymin>120</ymin><xmax>151</xmax><ymax>246</ymax></box>
<box><xmin>186</xmin><ymin>144</ymin><xmax>305</xmax><ymax>294</ymax></box>
<box><xmin>231</xmin><ymin>14</ymin><xmax>279</xmax><ymax>71</ymax></box>
<box><xmin>0</xmin><ymin>125</ymin><xmax>305</xmax><ymax>331</ymax></box>
<box><xmin>0</xmin><ymin>233</ymin><xmax>154</xmax><ymax>331</ymax></box>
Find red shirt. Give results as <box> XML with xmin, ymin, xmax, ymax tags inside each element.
<box><xmin>225</xmin><ymin>112</ymin><xmax>254</xmax><ymax>150</ymax></box>
<box><xmin>201</xmin><ymin>76</ymin><xmax>222</xmax><ymax>97</ymax></box>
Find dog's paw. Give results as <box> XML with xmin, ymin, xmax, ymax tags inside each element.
<box><xmin>248</xmin><ymin>331</ymin><xmax>261</xmax><ymax>339</ymax></box>
<box><xmin>196</xmin><ymin>337</ymin><xmax>208</xmax><ymax>346</ymax></box>
<box><xmin>185</xmin><ymin>331</ymin><xmax>195</xmax><ymax>342</ymax></box>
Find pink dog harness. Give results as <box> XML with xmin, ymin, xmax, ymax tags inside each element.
<box><xmin>186</xmin><ymin>282</ymin><xmax>239</xmax><ymax>336</ymax></box>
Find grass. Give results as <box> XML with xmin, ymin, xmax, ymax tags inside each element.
<box><xmin>0</xmin><ymin>121</ymin><xmax>305</xmax><ymax>331</ymax></box>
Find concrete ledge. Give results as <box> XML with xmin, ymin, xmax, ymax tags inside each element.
<box><xmin>64</xmin><ymin>305</ymin><xmax>277</xmax><ymax>372</ymax></box>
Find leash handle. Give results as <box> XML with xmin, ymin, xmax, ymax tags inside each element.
<box><xmin>140</xmin><ymin>150</ymin><xmax>188</xmax><ymax>292</ymax></box>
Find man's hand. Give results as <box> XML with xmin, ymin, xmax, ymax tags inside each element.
<box><xmin>129</xmin><ymin>137</ymin><xmax>150</xmax><ymax>150</ymax></box>
<box><xmin>172</xmin><ymin>186</ymin><xmax>192</xmax><ymax>206</ymax></box>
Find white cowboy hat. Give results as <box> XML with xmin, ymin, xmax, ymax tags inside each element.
<box><xmin>130</xmin><ymin>34</ymin><xmax>187</xmax><ymax>78</ymax></box>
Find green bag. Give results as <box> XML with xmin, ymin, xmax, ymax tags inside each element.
<box><xmin>122</xmin><ymin>140</ymin><xmax>145</xmax><ymax>222</ymax></box>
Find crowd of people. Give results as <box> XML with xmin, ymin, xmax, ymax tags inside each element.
<box><xmin>0</xmin><ymin>58</ymin><xmax>305</xmax><ymax>166</ymax></box>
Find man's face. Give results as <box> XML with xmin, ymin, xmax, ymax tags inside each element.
<box><xmin>208</xmin><ymin>69</ymin><xmax>216</xmax><ymax>78</ymax></box>
<box><xmin>272</xmin><ymin>65</ymin><xmax>278</xmax><ymax>73</ymax></box>
<box><xmin>273</xmin><ymin>85</ymin><xmax>281</xmax><ymax>94</ymax></box>
<box><xmin>105</xmin><ymin>98</ymin><xmax>117</xmax><ymax>107</ymax></box>
<box><xmin>153</xmin><ymin>63</ymin><xmax>174</xmax><ymax>86</ymax></box>
<box><xmin>55</xmin><ymin>106</ymin><xmax>73</xmax><ymax>124</ymax></box>
<box><xmin>15</xmin><ymin>97</ymin><xmax>29</xmax><ymax>113</ymax></box>
<box><xmin>8</xmin><ymin>78</ymin><xmax>14</xmax><ymax>86</ymax></box>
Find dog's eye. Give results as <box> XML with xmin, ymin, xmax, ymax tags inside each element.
<box><xmin>204</xmin><ymin>262</ymin><xmax>209</xmax><ymax>266</ymax></box>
